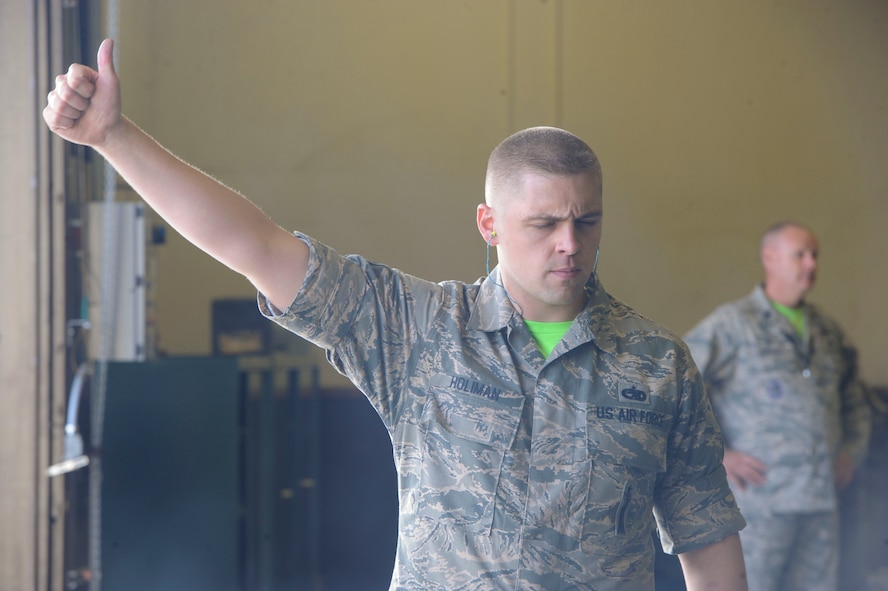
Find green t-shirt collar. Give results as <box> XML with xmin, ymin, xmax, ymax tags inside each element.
<box><xmin>524</xmin><ymin>319</ymin><xmax>574</xmax><ymax>357</ymax></box>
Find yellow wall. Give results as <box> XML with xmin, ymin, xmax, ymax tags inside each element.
<box><xmin>112</xmin><ymin>0</ymin><xmax>887</xmax><ymax>386</ymax></box>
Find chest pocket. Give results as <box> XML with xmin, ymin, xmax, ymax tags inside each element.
<box><xmin>581</xmin><ymin>413</ymin><xmax>668</xmax><ymax>566</ymax></box>
<box><xmin>416</xmin><ymin>388</ymin><xmax>521</xmax><ymax>533</ymax></box>
<box><xmin>524</xmin><ymin>396</ymin><xmax>591</xmax><ymax>548</ymax></box>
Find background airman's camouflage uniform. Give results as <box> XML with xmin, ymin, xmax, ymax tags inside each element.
<box><xmin>685</xmin><ymin>285</ymin><xmax>871</xmax><ymax>591</ymax></box>
<box><xmin>262</xmin><ymin>234</ymin><xmax>745</xmax><ymax>590</ymax></box>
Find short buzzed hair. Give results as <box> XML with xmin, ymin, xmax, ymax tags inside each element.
<box><xmin>759</xmin><ymin>220</ymin><xmax>813</xmax><ymax>256</ymax></box>
<box><xmin>485</xmin><ymin>126</ymin><xmax>602</xmax><ymax>206</ymax></box>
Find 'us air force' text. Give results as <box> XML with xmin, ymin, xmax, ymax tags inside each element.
<box><xmin>596</xmin><ymin>406</ymin><xmax>667</xmax><ymax>428</ymax></box>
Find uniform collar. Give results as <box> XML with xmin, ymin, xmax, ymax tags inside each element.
<box><xmin>466</xmin><ymin>267</ymin><xmax>520</xmax><ymax>332</ymax></box>
<box><xmin>751</xmin><ymin>282</ymin><xmax>808</xmax><ymax>314</ymax></box>
<box><xmin>467</xmin><ymin>267</ymin><xmax>618</xmax><ymax>355</ymax></box>
<box><xmin>751</xmin><ymin>283</ymin><xmax>812</xmax><ymax>348</ymax></box>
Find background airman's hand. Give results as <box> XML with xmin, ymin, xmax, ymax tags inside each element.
<box><xmin>723</xmin><ymin>448</ymin><xmax>767</xmax><ymax>490</ymax></box>
<box><xmin>834</xmin><ymin>450</ymin><xmax>855</xmax><ymax>491</ymax></box>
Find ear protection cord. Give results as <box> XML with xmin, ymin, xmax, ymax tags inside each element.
<box><xmin>485</xmin><ymin>230</ymin><xmax>524</xmax><ymax>315</ymax></box>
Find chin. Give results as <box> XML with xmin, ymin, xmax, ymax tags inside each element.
<box><xmin>550</xmin><ymin>291</ymin><xmax>587</xmax><ymax>309</ymax></box>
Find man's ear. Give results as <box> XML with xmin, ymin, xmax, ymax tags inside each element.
<box><xmin>760</xmin><ymin>244</ymin><xmax>775</xmax><ymax>271</ymax></box>
<box><xmin>477</xmin><ymin>203</ymin><xmax>496</xmax><ymax>244</ymax></box>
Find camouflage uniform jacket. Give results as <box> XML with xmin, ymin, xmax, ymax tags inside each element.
<box><xmin>684</xmin><ymin>284</ymin><xmax>871</xmax><ymax>514</ymax></box>
<box><xmin>260</xmin><ymin>234</ymin><xmax>745</xmax><ymax>591</ymax></box>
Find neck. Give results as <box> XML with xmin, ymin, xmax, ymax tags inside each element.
<box><xmin>520</xmin><ymin>300</ymin><xmax>585</xmax><ymax>323</ymax></box>
<box><xmin>514</xmin><ymin>294</ymin><xmax>587</xmax><ymax>323</ymax></box>
<box><xmin>763</xmin><ymin>283</ymin><xmax>803</xmax><ymax>308</ymax></box>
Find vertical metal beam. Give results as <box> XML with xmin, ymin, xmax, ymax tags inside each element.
<box><xmin>307</xmin><ymin>365</ymin><xmax>321</xmax><ymax>591</ymax></box>
<box><xmin>0</xmin><ymin>0</ymin><xmax>66</xmax><ymax>590</ymax></box>
<box><xmin>0</xmin><ymin>0</ymin><xmax>38</xmax><ymax>583</ymax></box>
<box><xmin>43</xmin><ymin>0</ymin><xmax>70</xmax><ymax>585</ymax></box>
<box><xmin>258</xmin><ymin>368</ymin><xmax>276</xmax><ymax>590</ymax></box>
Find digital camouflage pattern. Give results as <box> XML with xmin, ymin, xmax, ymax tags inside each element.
<box><xmin>740</xmin><ymin>510</ymin><xmax>838</xmax><ymax>591</ymax></box>
<box><xmin>261</xmin><ymin>234</ymin><xmax>745</xmax><ymax>591</ymax></box>
<box><xmin>684</xmin><ymin>285</ymin><xmax>870</xmax><ymax>514</ymax></box>
<box><xmin>684</xmin><ymin>285</ymin><xmax>871</xmax><ymax>591</ymax></box>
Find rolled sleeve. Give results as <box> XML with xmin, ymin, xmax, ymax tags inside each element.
<box><xmin>654</xmin><ymin>361</ymin><xmax>746</xmax><ymax>554</ymax></box>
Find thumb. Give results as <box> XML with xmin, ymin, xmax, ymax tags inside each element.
<box><xmin>97</xmin><ymin>38</ymin><xmax>117</xmax><ymax>78</ymax></box>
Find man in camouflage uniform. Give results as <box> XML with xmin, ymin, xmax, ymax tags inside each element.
<box><xmin>44</xmin><ymin>40</ymin><xmax>749</xmax><ymax>590</ymax></box>
<box><xmin>684</xmin><ymin>221</ymin><xmax>871</xmax><ymax>591</ymax></box>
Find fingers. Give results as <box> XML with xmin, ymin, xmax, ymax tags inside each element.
<box><xmin>738</xmin><ymin>462</ymin><xmax>767</xmax><ymax>487</ymax></box>
<box><xmin>835</xmin><ymin>468</ymin><xmax>853</xmax><ymax>491</ymax></box>
<box><xmin>44</xmin><ymin>73</ymin><xmax>93</xmax><ymax>130</ymax></box>
<box><xmin>42</xmin><ymin>105</ymin><xmax>74</xmax><ymax>131</ymax></box>
<box><xmin>65</xmin><ymin>64</ymin><xmax>98</xmax><ymax>99</ymax></box>
<box><xmin>43</xmin><ymin>58</ymin><xmax>100</xmax><ymax>129</ymax></box>
<box><xmin>55</xmin><ymin>74</ymin><xmax>91</xmax><ymax>108</ymax></box>
<box><xmin>833</xmin><ymin>452</ymin><xmax>855</xmax><ymax>490</ymax></box>
<box><xmin>723</xmin><ymin>449</ymin><xmax>767</xmax><ymax>490</ymax></box>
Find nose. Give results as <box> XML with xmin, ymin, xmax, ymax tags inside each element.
<box><xmin>556</xmin><ymin>224</ymin><xmax>580</xmax><ymax>256</ymax></box>
<box><xmin>805</xmin><ymin>252</ymin><xmax>818</xmax><ymax>270</ymax></box>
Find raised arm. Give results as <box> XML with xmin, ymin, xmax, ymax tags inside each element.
<box><xmin>43</xmin><ymin>39</ymin><xmax>307</xmax><ymax>311</ymax></box>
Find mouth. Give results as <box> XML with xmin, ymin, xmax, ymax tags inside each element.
<box><xmin>550</xmin><ymin>267</ymin><xmax>584</xmax><ymax>281</ymax></box>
